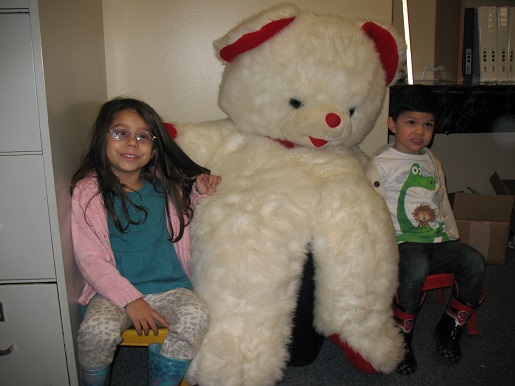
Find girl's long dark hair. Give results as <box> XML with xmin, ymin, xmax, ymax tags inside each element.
<box><xmin>71</xmin><ymin>97</ymin><xmax>209</xmax><ymax>242</ymax></box>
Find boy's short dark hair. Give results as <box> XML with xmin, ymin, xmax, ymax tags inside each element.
<box><xmin>389</xmin><ymin>85</ymin><xmax>441</xmax><ymax>122</ymax></box>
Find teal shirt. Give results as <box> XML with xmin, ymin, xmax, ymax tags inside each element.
<box><xmin>108</xmin><ymin>181</ymin><xmax>192</xmax><ymax>295</ymax></box>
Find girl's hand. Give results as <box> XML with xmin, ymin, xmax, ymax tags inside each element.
<box><xmin>196</xmin><ymin>173</ymin><xmax>222</xmax><ymax>196</ymax></box>
<box><xmin>125</xmin><ymin>298</ymin><xmax>168</xmax><ymax>336</ymax></box>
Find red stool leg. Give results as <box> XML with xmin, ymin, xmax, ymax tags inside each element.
<box><xmin>467</xmin><ymin>313</ymin><xmax>478</xmax><ymax>335</ymax></box>
<box><xmin>424</xmin><ymin>274</ymin><xmax>480</xmax><ymax>335</ymax></box>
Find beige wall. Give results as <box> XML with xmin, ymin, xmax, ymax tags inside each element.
<box><xmin>102</xmin><ymin>0</ymin><xmax>396</xmax><ymax>155</ymax></box>
<box><xmin>37</xmin><ymin>1</ymin><xmax>108</xmax><ymax>382</ymax></box>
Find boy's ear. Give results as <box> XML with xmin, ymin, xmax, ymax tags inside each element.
<box><xmin>387</xmin><ymin>117</ymin><xmax>396</xmax><ymax>133</ymax></box>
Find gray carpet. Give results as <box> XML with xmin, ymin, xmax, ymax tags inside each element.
<box><xmin>111</xmin><ymin>248</ymin><xmax>515</xmax><ymax>385</ymax></box>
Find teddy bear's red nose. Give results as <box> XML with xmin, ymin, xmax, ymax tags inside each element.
<box><xmin>325</xmin><ymin>113</ymin><xmax>341</xmax><ymax>128</ymax></box>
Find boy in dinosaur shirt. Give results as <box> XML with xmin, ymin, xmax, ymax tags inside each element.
<box><xmin>366</xmin><ymin>85</ymin><xmax>485</xmax><ymax>375</ymax></box>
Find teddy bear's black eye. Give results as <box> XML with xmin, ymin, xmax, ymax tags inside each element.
<box><xmin>349</xmin><ymin>107</ymin><xmax>356</xmax><ymax>117</ymax></box>
<box><xmin>289</xmin><ymin>98</ymin><xmax>303</xmax><ymax>109</ymax></box>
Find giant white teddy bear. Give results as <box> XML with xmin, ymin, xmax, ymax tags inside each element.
<box><xmin>169</xmin><ymin>4</ymin><xmax>406</xmax><ymax>385</ymax></box>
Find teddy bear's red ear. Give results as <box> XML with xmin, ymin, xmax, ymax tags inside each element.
<box><xmin>219</xmin><ymin>17</ymin><xmax>295</xmax><ymax>63</ymax></box>
<box><xmin>361</xmin><ymin>22</ymin><xmax>400</xmax><ymax>85</ymax></box>
<box><xmin>163</xmin><ymin>122</ymin><xmax>177</xmax><ymax>139</ymax></box>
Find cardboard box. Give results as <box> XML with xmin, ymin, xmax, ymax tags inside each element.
<box><xmin>490</xmin><ymin>172</ymin><xmax>515</xmax><ymax>196</ymax></box>
<box><xmin>490</xmin><ymin>172</ymin><xmax>515</xmax><ymax>232</ymax></box>
<box><xmin>450</xmin><ymin>192</ymin><xmax>515</xmax><ymax>265</ymax></box>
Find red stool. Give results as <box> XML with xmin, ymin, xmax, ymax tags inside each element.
<box><xmin>423</xmin><ymin>273</ymin><xmax>478</xmax><ymax>335</ymax></box>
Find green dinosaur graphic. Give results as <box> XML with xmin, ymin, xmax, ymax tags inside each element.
<box><xmin>397</xmin><ymin>163</ymin><xmax>449</xmax><ymax>243</ymax></box>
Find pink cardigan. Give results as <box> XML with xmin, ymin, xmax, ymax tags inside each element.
<box><xmin>71</xmin><ymin>174</ymin><xmax>200</xmax><ymax>310</ymax></box>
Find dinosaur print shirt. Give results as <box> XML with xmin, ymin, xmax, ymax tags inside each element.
<box><xmin>372</xmin><ymin>147</ymin><xmax>452</xmax><ymax>243</ymax></box>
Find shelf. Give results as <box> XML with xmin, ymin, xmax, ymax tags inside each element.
<box><xmin>390</xmin><ymin>83</ymin><xmax>515</xmax><ymax>134</ymax></box>
<box><xmin>433</xmin><ymin>0</ymin><xmax>465</xmax><ymax>83</ymax></box>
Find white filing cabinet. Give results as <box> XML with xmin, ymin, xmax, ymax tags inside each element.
<box><xmin>0</xmin><ymin>0</ymin><xmax>107</xmax><ymax>384</ymax></box>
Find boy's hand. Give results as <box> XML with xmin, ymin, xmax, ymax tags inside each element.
<box><xmin>196</xmin><ymin>173</ymin><xmax>222</xmax><ymax>196</ymax></box>
<box><xmin>125</xmin><ymin>298</ymin><xmax>168</xmax><ymax>336</ymax></box>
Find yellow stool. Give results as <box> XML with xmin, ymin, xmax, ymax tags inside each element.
<box><xmin>120</xmin><ymin>327</ymin><xmax>169</xmax><ymax>347</ymax></box>
<box><xmin>120</xmin><ymin>327</ymin><xmax>190</xmax><ymax>386</ymax></box>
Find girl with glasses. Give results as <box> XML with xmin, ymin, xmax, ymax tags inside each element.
<box><xmin>71</xmin><ymin>97</ymin><xmax>221</xmax><ymax>386</ymax></box>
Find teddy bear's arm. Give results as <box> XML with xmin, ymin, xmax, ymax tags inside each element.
<box><xmin>174</xmin><ymin>119</ymin><xmax>238</xmax><ymax>168</ymax></box>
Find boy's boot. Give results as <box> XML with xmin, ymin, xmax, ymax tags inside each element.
<box><xmin>148</xmin><ymin>343</ymin><xmax>191</xmax><ymax>386</ymax></box>
<box><xmin>434</xmin><ymin>291</ymin><xmax>485</xmax><ymax>363</ymax></box>
<box><xmin>80</xmin><ymin>364</ymin><xmax>111</xmax><ymax>386</ymax></box>
<box><xmin>393</xmin><ymin>303</ymin><xmax>419</xmax><ymax>375</ymax></box>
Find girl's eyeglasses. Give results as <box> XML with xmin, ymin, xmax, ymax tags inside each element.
<box><xmin>108</xmin><ymin>127</ymin><xmax>156</xmax><ymax>145</ymax></box>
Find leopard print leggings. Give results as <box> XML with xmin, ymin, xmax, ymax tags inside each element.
<box><xmin>77</xmin><ymin>287</ymin><xmax>209</xmax><ymax>370</ymax></box>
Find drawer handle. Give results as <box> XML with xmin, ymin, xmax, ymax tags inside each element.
<box><xmin>0</xmin><ymin>344</ymin><xmax>14</xmax><ymax>356</ymax></box>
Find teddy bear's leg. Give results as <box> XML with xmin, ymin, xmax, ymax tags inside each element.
<box><xmin>187</xmin><ymin>275</ymin><xmax>304</xmax><ymax>385</ymax></box>
<box><xmin>310</xmin><ymin>190</ymin><xmax>404</xmax><ymax>374</ymax></box>
<box><xmin>186</xmin><ymin>244</ymin><xmax>308</xmax><ymax>386</ymax></box>
<box><xmin>287</xmin><ymin>251</ymin><xmax>324</xmax><ymax>366</ymax></box>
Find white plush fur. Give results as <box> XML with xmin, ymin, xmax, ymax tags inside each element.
<box><xmin>175</xmin><ymin>4</ymin><xmax>406</xmax><ymax>385</ymax></box>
